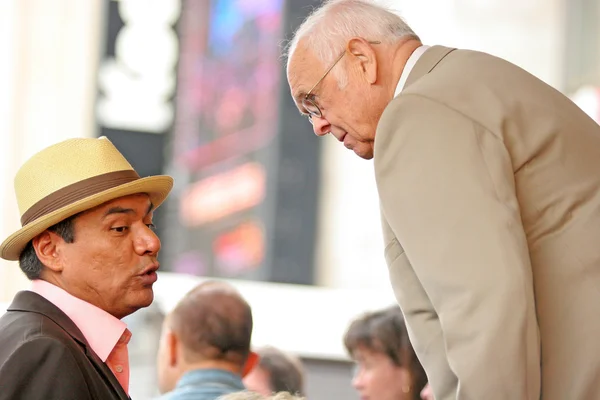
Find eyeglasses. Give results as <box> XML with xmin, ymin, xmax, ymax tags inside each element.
<box><xmin>302</xmin><ymin>41</ymin><xmax>381</xmax><ymax>124</ymax></box>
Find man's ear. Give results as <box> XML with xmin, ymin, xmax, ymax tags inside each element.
<box><xmin>32</xmin><ymin>231</ymin><xmax>64</xmax><ymax>273</ymax></box>
<box><xmin>347</xmin><ymin>37</ymin><xmax>378</xmax><ymax>84</ymax></box>
<box><xmin>167</xmin><ymin>331</ymin><xmax>179</xmax><ymax>367</ymax></box>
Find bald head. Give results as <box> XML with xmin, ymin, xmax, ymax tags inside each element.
<box><xmin>168</xmin><ymin>281</ymin><xmax>253</xmax><ymax>365</ymax></box>
<box><xmin>285</xmin><ymin>0</ymin><xmax>422</xmax><ymax>160</ymax></box>
<box><xmin>286</xmin><ymin>0</ymin><xmax>418</xmax><ymax>73</ymax></box>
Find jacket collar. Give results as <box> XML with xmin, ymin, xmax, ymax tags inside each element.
<box><xmin>404</xmin><ymin>45</ymin><xmax>457</xmax><ymax>89</ymax></box>
<box><xmin>7</xmin><ymin>291</ymin><xmax>130</xmax><ymax>400</ymax></box>
<box><xmin>8</xmin><ymin>290</ymin><xmax>88</xmax><ymax>345</ymax></box>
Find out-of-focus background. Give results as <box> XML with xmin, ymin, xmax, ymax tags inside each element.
<box><xmin>0</xmin><ymin>0</ymin><xmax>599</xmax><ymax>398</ymax></box>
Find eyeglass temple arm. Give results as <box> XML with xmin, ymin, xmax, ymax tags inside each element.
<box><xmin>305</xmin><ymin>40</ymin><xmax>382</xmax><ymax>97</ymax></box>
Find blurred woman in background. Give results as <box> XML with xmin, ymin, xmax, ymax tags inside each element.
<box><xmin>344</xmin><ymin>306</ymin><xmax>431</xmax><ymax>400</ymax></box>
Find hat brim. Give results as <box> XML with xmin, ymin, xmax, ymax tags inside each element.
<box><xmin>0</xmin><ymin>175</ymin><xmax>174</xmax><ymax>261</ymax></box>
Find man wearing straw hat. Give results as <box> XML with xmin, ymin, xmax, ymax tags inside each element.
<box><xmin>0</xmin><ymin>137</ymin><xmax>173</xmax><ymax>400</ymax></box>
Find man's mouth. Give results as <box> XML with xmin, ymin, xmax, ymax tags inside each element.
<box><xmin>140</xmin><ymin>263</ymin><xmax>159</xmax><ymax>276</ymax></box>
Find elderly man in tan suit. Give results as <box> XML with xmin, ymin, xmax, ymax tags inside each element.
<box><xmin>286</xmin><ymin>1</ymin><xmax>600</xmax><ymax>399</ymax></box>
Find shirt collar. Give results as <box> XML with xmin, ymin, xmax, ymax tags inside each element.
<box><xmin>30</xmin><ymin>279</ymin><xmax>127</xmax><ymax>361</ymax></box>
<box><xmin>394</xmin><ymin>45</ymin><xmax>430</xmax><ymax>98</ymax></box>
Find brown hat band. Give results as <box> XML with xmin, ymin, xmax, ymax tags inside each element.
<box><xmin>20</xmin><ymin>169</ymin><xmax>141</xmax><ymax>226</ymax></box>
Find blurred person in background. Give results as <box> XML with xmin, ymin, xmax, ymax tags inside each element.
<box><xmin>0</xmin><ymin>137</ymin><xmax>173</xmax><ymax>400</ymax></box>
<box><xmin>218</xmin><ymin>391</ymin><xmax>305</xmax><ymax>400</ymax></box>
<box><xmin>156</xmin><ymin>280</ymin><xmax>258</xmax><ymax>400</ymax></box>
<box><xmin>420</xmin><ymin>384</ymin><xmax>433</xmax><ymax>400</ymax></box>
<box><xmin>243</xmin><ymin>346</ymin><xmax>305</xmax><ymax>396</ymax></box>
<box><xmin>344</xmin><ymin>306</ymin><xmax>428</xmax><ymax>400</ymax></box>
<box><xmin>286</xmin><ymin>1</ymin><xmax>600</xmax><ymax>399</ymax></box>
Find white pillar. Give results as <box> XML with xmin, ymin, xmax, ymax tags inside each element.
<box><xmin>0</xmin><ymin>0</ymin><xmax>103</xmax><ymax>302</ymax></box>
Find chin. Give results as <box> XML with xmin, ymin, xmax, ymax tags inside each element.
<box><xmin>353</xmin><ymin>146</ymin><xmax>374</xmax><ymax>160</ymax></box>
<box><xmin>128</xmin><ymin>289</ymin><xmax>155</xmax><ymax>315</ymax></box>
<box><xmin>140</xmin><ymin>288</ymin><xmax>155</xmax><ymax>307</ymax></box>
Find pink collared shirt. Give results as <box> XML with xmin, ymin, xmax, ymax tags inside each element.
<box><xmin>30</xmin><ymin>279</ymin><xmax>131</xmax><ymax>394</ymax></box>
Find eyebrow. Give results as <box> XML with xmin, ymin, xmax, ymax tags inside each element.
<box><xmin>294</xmin><ymin>92</ymin><xmax>314</xmax><ymax>112</ymax></box>
<box><xmin>294</xmin><ymin>90</ymin><xmax>307</xmax><ymax>100</ymax></box>
<box><xmin>293</xmin><ymin>86</ymin><xmax>313</xmax><ymax>103</ymax></box>
<box><xmin>103</xmin><ymin>201</ymin><xmax>155</xmax><ymax>219</ymax></box>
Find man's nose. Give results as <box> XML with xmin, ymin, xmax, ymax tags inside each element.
<box><xmin>135</xmin><ymin>225</ymin><xmax>161</xmax><ymax>256</ymax></box>
<box><xmin>312</xmin><ymin>115</ymin><xmax>331</xmax><ymax>137</ymax></box>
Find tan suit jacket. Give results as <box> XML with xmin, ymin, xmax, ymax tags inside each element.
<box><xmin>374</xmin><ymin>46</ymin><xmax>600</xmax><ymax>400</ymax></box>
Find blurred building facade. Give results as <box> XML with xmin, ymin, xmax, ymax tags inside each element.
<box><xmin>1</xmin><ymin>0</ymin><xmax>600</xmax><ymax>398</ymax></box>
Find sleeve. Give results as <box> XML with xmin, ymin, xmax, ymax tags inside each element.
<box><xmin>0</xmin><ymin>336</ymin><xmax>92</xmax><ymax>400</ymax></box>
<box><xmin>374</xmin><ymin>94</ymin><xmax>541</xmax><ymax>400</ymax></box>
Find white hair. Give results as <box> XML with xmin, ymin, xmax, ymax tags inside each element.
<box><xmin>285</xmin><ymin>0</ymin><xmax>419</xmax><ymax>86</ymax></box>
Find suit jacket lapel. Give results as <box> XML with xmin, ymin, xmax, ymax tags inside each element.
<box><xmin>404</xmin><ymin>45</ymin><xmax>457</xmax><ymax>89</ymax></box>
<box><xmin>8</xmin><ymin>291</ymin><xmax>130</xmax><ymax>400</ymax></box>
<box><xmin>85</xmin><ymin>346</ymin><xmax>131</xmax><ymax>400</ymax></box>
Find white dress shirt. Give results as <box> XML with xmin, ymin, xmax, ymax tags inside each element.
<box><xmin>394</xmin><ymin>45</ymin><xmax>430</xmax><ymax>98</ymax></box>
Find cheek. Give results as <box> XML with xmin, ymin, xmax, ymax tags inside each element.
<box><xmin>95</xmin><ymin>235</ymin><xmax>138</xmax><ymax>266</ymax></box>
<box><xmin>61</xmin><ymin>244</ymin><xmax>97</xmax><ymax>279</ymax></box>
<box><xmin>65</xmin><ymin>241</ymin><xmax>134</xmax><ymax>286</ymax></box>
<box><xmin>367</xmin><ymin>370</ymin><xmax>386</xmax><ymax>389</ymax></box>
<box><xmin>368</xmin><ymin>366</ymin><xmax>406</xmax><ymax>395</ymax></box>
<box><xmin>355</xmin><ymin>369</ymin><xmax>378</xmax><ymax>392</ymax></box>
<box><xmin>340</xmin><ymin>95</ymin><xmax>378</xmax><ymax>137</ymax></box>
<box><xmin>90</xmin><ymin>250</ymin><xmax>127</xmax><ymax>280</ymax></box>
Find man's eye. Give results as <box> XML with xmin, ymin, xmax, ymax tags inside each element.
<box><xmin>146</xmin><ymin>223</ymin><xmax>156</xmax><ymax>231</ymax></box>
<box><xmin>111</xmin><ymin>226</ymin><xmax>129</xmax><ymax>233</ymax></box>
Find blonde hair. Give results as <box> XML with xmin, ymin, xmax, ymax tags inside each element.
<box><xmin>217</xmin><ymin>391</ymin><xmax>305</xmax><ymax>400</ymax></box>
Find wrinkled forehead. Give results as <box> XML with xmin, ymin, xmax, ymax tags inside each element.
<box><xmin>82</xmin><ymin>193</ymin><xmax>153</xmax><ymax>220</ymax></box>
<box><xmin>287</xmin><ymin>44</ymin><xmax>323</xmax><ymax>104</ymax></box>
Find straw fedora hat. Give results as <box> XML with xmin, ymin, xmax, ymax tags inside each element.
<box><xmin>0</xmin><ymin>137</ymin><xmax>174</xmax><ymax>261</ymax></box>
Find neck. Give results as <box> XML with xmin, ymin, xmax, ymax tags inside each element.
<box><xmin>387</xmin><ymin>38</ymin><xmax>423</xmax><ymax>100</ymax></box>
<box><xmin>37</xmin><ymin>273</ymin><xmax>126</xmax><ymax>319</ymax></box>
<box><xmin>182</xmin><ymin>359</ymin><xmax>243</xmax><ymax>377</ymax></box>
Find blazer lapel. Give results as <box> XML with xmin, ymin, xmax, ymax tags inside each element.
<box><xmin>404</xmin><ymin>45</ymin><xmax>457</xmax><ymax>89</ymax></box>
<box><xmin>86</xmin><ymin>346</ymin><xmax>131</xmax><ymax>400</ymax></box>
<box><xmin>8</xmin><ymin>291</ymin><xmax>130</xmax><ymax>400</ymax></box>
